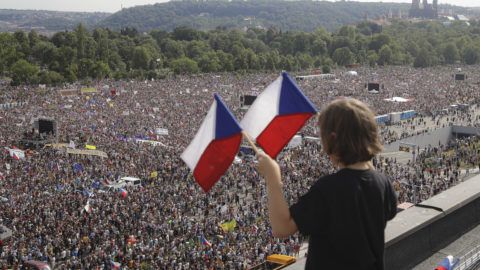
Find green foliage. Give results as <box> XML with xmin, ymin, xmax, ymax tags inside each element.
<box><xmin>97</xmin><ymin>1</ymin><xmax>411</xmax><ymax>32</ymax></box>
<box><xmin>170</xmin><ymin>57</ymin><xmax>199</xmax><ymax>74</ymax></box>
<box><xmin>463</xmin><ymin>45</ymin><xmax>479</xmax><ymax>65</ymax></box>
<box><xmin>10</xmin><ymin>59</ymin><xmax>39</xmax><ymax>85</ymax></box>
<box><xmin>332</xmin><ymin>47</ymin><xmax>354</xmax><ymax>66</ymax></box>
<box><xmin>3</xmin><ymin>18</ymin><xmax>480</xmax><ymax>85</ymax></box>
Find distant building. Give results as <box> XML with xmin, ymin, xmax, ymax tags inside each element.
<box><xmin>409</xmin><ymin>0</ymin><xmax>438</xmax><ymax>19</ymax></box>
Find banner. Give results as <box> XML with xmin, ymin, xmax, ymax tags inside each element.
<box><xmin>67</xmin><ymin>148</ymin><xmax>108</xmax><ymax>158</ymax></box>
<box><xmin>80</xmin><ymin>87</ymin><xmax>97</xmax><ymax>93</ymax></box>
<box><xmin>135</xmin><ymin>139</ymin><xmax>166</xmax><ymax>147</ymax></box>
<box><xmin>155</xmin><ymin>128</ymin><xmax>169</xmax><ymax>136</ymax></box>
<box><xmin>85</xmin><ymin>144</ymin><xmax>97</xmax><ymax>150</ymax></box>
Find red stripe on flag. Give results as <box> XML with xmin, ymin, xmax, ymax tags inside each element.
<box><xmin>256</xmin><ymin>113</ymin><xmax>313</xmax><ymax>159</ymax></box>
<box><xmin>193</xmin><ymin>133</ymin><xmax>242</xmax><ymax>192</ymax></box>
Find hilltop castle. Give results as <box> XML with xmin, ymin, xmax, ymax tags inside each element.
<box><xmin>409</xmin><ymin>0</ymin><xmax>438</xmax><ymax>19</ymax></box>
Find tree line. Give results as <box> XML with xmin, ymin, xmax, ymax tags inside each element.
<box><xmin>2</xmin><ymin>19</ymin><xmax>480</xmax><ymax>86</ymax></box>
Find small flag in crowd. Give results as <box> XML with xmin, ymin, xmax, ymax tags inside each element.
<box><xmin>435</xmin><ymin>255</ymin><xmax>459</xmax><ymax>270</ymax></box>
<box><xmin>181</xmin><ymin>94</ymin><xmax>242</xmax><ymax>192</ymax></box>
<box><xmin>150</xmin><ymin>171</ymin><xmax>158</xmax><ymax>179</ymax></box>
<box><xmin>200</xmin><ymin>235</ymin><xmax>212</xmax><ymax>247</ymax></box>
<box><xmin>110</xmin><ymin>260</ymin><xmax>121</xmax><ymax>269</ymax></box>
<box><xmin>7</xmin><ymin>148</ymin><xmax>25</xmax><ymax>160</ymax></box>
<box><xmin>83</xmin><ymin>200</ymin><xmax>92</xmax><ymax>214</ymax></box>
<box><xmin>119</xmin><ymin>188</ymin><xmax>127</xmax><ymax>198</ymax></box>
<box><xmin>220</xmin><ymin>219</ymin><xmax>237</xmax><ymax>232</ymax></box>
<box><xmin>240</xmin><ymin>72</ymin><xmax>317</xmax><ymax>159</ymax></box>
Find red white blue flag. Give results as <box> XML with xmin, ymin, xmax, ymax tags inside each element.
<box><xmin>200</xmin><ymin>235</ymin><xmax>212</xmax><ymax>247</ymax></box>
<box><xmin>110</xmin><ymin>261</ymin><xmax>121</xmax><ymax>270</ymax></box>
<box><xmin>240</xmin><ymin>72</ymin><xmax>317</xmax><ymax>158</ymax></box>
<box><xmin>181</xmin><ymin>94</ymin><xmax>242</xmax><ymax>192</ymax></box>
<box><xmin>435</xmin><ymin>255</ymin><xmax>459</xmax><ymax>270</ymax></box>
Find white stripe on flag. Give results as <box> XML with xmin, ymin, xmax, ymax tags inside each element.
<box><xmin>240</xmin><ymin>75</ymin><xmax>282</xmax><ymax>139</ymax></box>
<box><xmin>181</xmin><ymin>100</ymin><xmax>217</xmax><ymax>170</ymax></box>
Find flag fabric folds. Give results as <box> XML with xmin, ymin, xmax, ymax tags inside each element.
<box><xmin>240</xmin><ymin>72</ymin><xmax>317</xmax><ymax>159</ymax></box>
<box><xmin>7</xmin><ymin>148</ymin><xmax>25</xmax><ymax>160</ymax></box>
<box><xmin>83</xmin><ymin>200</ymin><xmax>92</xmax><ymax>214</ymax></box>
<box><xmin>119</xmin><ymin>188</ymin><xmax>127</xmax><ymax>198</ymax></box>
<box><xmin>200</xmin><ymin>235</ymin><xmax>212</xmax><ymax>247</ymax></box>
<box><xmin>435</xmin><ymin>255</ymin><xmax>459</xmax><ymax>270</ymax></box>
<box><xmin>181</xmin><ymin>93</ymin><xmax>242</xmax><ymax>192</ymax></box>
<box><xmin>220</xmin><ymin>219</ymin><xmax>237</xmax><ymax>232</ymax></box>
<box><xmin>110</xmin><ymin>261</ymin><xmax>121</xmax><ymax>270</ymax></box>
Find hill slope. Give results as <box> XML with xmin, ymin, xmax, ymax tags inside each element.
<box><xmin>98</xmin><ymin>1</ymin><xmax>410</xmax><ymax>32</ymax></box>
<box><xmin>0</xmin><ymin>9</ymin><xmax>110</xmax><ymax>34</ymax></box>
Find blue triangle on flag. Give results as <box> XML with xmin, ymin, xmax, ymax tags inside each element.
<box><xmin>214</xmin><ymin>93</ymin><xmax>242</xmax><ymax>140</ymax></box>
<box><xmin>279</xmin><ymin>72</ymin><xmax>318</xmax><ymax>115</ymax></box>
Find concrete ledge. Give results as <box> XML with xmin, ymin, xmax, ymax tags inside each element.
<box><xmin>385</xmin><ymin>175</ymin><xmax>480</xmax><ymax>270</ymax></box>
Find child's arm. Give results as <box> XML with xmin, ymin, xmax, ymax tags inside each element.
<box><xmin>257</xmin><ymin>152</ymin><xmax>298</xmax><ymax>238</ymax></box>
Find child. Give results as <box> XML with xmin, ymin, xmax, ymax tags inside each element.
<box><xmin>256</xmin><ymin>98</ymin><xmax>397</xmax><ymax>270</ymax></box>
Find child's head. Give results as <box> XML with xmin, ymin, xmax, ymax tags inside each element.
<box><xmin>318</xmin><ymin>98</ymin><xmax>383</xmax><ymax>166</ymax></box>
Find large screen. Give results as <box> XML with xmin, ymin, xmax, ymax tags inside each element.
<box><xmin>367</xmin><ymin>83</ymin><xmax>380</xmax><ymax>91</ymax></box>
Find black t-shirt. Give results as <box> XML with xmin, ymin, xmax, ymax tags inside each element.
<box><xmin>290</xmin><ymin>168</ymin><xmax>397</xmax><ymax>270</ymax></box>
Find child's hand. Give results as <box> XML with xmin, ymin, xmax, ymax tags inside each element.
<box><xmin>257</xmin><ymin>151</ymin><xmax>282</xmax><ymax>187</ymax></box>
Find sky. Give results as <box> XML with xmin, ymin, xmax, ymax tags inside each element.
<box><xmin>0</xmin><ymin>0</ymin><xmax>478</xmax><ymax>13</ymax></box>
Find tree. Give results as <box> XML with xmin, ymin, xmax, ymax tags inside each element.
<box><xmin>332</xmin><ymin>47</ymin><xmax>354</xmax><ymax>66</ymax></box>
<box><xmin>378</xmin><ymin>45</ymin><xmax>392</xmax><ymax>65</ymax></box>
<box><xmin>132</xmin><ymin>46</ymin><xmax>152</xmax><ymax>70</ymax></box>
<box><xmin>38</xmin><ymin>70</ymin><xmax>64</xmax><ymax>85</ymax></box>
<box><xmin>92</xmin><ymin>61</ymin><xmax>111</xmax><ymax>79</ymax></box>
<box><xmin>462</xmin><ymin>46</ymin><xmax>479</xmax><ymax>65</ymax></box>
<box><xmin>322</xmin><ymin>65</ymin><xmax>331</xmax><ymax>74</ymax></box>
<box><xmin>170</xmin><ymin>57</ymin><xmax>199</xmax><ymax>74</ymax></box>
<box><xmin>367</xmin><ymin>51</ymin><xmax>379</xmax><ymax>67</ymax></box>
<box><xmin>311</xmin><ymin>38</ymin><xmax>327</xmax><ymax>56</ymax></box>
<box><xmin>414</xmin><ymin>48</ymin><xmax>433</xmax><ymax>68</ymax></box>
<box><xmin>78</xmin><ymin>58</ymin><xmax>94</xmax><ymax>79</ymax></box>
<box><xmin>172</xmin><ymin>26</ymin><xmax>201</xmax><ymax>41</ymax></box>
<box><xmin>10</xmin><ymin>59</ymin><xmax>39</xmax><ymax>85</ymax></box>
<box><xmin>198</xmin><ymin>52</ymin><xmax>221</xmax><ymax>73</ymax></box>
<box><xmin>443</xmin><ymin>43</ymin><xmax>459</xmax><ymax>64</ymax></box>
<box><xmin>369</xmin><ymin>34</ymin><xmax>391</xmax><ymax>52</ymax></box>
<box><xmin>216</xmin><ymin>51</ymin><xmax>234</xmax><ymax>72</ymax></box>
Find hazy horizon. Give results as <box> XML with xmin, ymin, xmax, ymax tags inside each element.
<box><xmin>0</xmin><ymin>0</ymin><xmax>478</xmax><ymax>13</ymax></box>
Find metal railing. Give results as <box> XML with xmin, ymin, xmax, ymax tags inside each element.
<box><xmin>455</xmin><ymin>245</ymin><xmax>480</xmax><ymax>270</ymax></box>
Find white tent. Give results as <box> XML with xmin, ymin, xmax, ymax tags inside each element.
<box><xmin>384</xmin><ymin>97</ymin><xmax>411</xmax><ymax>102</ymax></box>
<box><xmin>346</xmin><ymin>71</ymin><xmax>358</xmax><ymax>76</ymax></box>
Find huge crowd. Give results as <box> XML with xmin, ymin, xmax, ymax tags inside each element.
<box><xmin>1</xmin><ymin>65</ymin><xmax>480</xmax><ymax>269</ymax></box>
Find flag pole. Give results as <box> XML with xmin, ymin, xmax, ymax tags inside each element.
<box><xmin>242</xmin><ymin>131</ymin><xmax>261</xmax><ymax>155</ymax></box>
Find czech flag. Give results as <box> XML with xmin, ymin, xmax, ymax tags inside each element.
<box><xmin>181</xmin><ymin>93</ymin><xmax>242</xmax><ymax>192</ymax></box>
<box><xmin>200</xmin><ymin>235</ymin><xmax>212</xmax><ymax>247</ymax></box>
<box><xmin>119</xmin><ymin>188</ymin><xmax>127</xmax><ymax>198</ymax></box>
<box><xmin>435</xmin><ymin>255</ymin><xmax>459</xmax><ymax>270</ymax></box>
<box><xmin>240</xmin><ymin>72</ymin><xmax>317</xmax><ymax>159</ymax></box>
<box><xmin>110</xmin><ymin>261</ymin><xmax>121</xmax><ymax>269</ymax></box>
